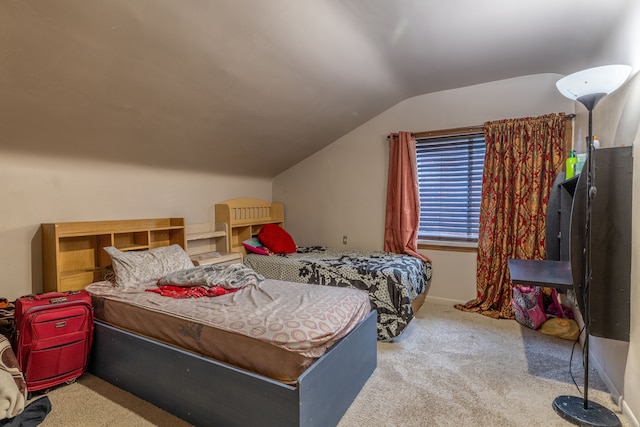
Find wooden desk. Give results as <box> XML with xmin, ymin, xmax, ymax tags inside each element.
<box><xmin>507</xmin><ymin>259</ymin><xmax>573</xmax><ymax>291</ymax></box>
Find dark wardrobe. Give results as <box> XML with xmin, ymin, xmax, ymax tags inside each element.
<box><xmin>517</xmin><ymin>146</ymin><xmax>633</xmax><ymax>342</ymax></box>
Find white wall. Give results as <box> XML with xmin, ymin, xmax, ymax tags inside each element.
<box><xmin>421</xmin><ymin>250</ymin><xmax>478</xmax><ymax>306</ymax></box>
<box><xmin>593</xmin><ymin>71</ymin><xmax>640</xmax><ymax>425</ymax></box>
<box><xmin>273</xmin><ymin>73</ymin><xmax>575</xmax><ymax>305</ymax></box>
<box><xmin>627</xmin><ymin>108</ymin><xmax>640</xmax><ymax>426</ymax></box>
<box><xmin>589</xmin><ymin>0</ymin><xmax>640</xmax><ymax>421</ymax></box>
<box><xmin>0</xmin><ymin>153</ymin><xmax>272</xmax><ymax>300</ymax></box>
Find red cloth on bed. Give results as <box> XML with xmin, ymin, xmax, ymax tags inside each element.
<box><xmin>146</xmin><ymin>285</ymin><xmax>241</xmax><ymax>298</ymax></box>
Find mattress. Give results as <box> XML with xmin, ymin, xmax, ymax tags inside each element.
<box><xmin>244</xmin><ymin>246</ymin><xmax>432</xmax><ymax>341</ymax></box>
<box><xmin>85</xmin><ymin>278</ymin><xmax>371</xmax><ymax>384</ymax></box>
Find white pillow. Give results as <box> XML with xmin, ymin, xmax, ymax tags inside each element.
<box><xmin>103</xmin><ymin>244</ymin><xmax>194</xmax><ymax>288</ymax></box>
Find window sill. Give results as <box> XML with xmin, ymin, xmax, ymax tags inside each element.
<box><xmin>418</xmin><ymin>240</ymin><xmax>478</xmax><ymax>253</ymax></box>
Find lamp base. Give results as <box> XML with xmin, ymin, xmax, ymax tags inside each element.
<box><xmin>553</xmin><ymin>396</ymin><xmax>621</xmax><ymax>427</ymax></box>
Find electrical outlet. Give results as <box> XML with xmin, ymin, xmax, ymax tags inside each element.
<box><xmin>343</xmin><ymin>235</ymin><xmax>348</xmax><ymax>245</ymax></box>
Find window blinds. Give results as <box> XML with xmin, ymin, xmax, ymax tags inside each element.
<box><xmin>416</xmin><ymin>133</ymin><xmax>485</xmax><ymax>241</ymax></box>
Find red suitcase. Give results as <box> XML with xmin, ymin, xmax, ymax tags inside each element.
<box><xmin>14</xmin><ymin>290</ymin><xmax>94</xmax><ymax>392</ymax></box>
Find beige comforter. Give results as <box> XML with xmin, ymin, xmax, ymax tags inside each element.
<box><xmin>85</xmin><ymin>278</ymin><xmax>370</xmax><ymax>358</ymax></box>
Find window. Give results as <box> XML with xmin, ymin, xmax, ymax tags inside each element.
<box><xmin>416</xmin><ymin>131</ymin><xmax>485</xmax><ymax>242</ymax></box>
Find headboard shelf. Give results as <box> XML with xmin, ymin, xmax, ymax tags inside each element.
<box><xmin>51</xmin><ymin>218</ymin><xmax>185</xmax><ymax>237</ymax></box>
<box><xmin>42</xmin><ymin>218</ymin><xmax>186</xmax><ymax>293</ymax></box>
<box><xmin>185</xmin><ymin>222</ymin><xmax>230</xmax><ymax>257</ymax></box>
<box><xmin>186</xmin><ymin>223</ymin><xmax>227</xmax><ymax>241</ymax></box>
<box><xmin>215</xmin><ymin>198</ymin><xmax>284</xmax><ymax>255</ymax></box>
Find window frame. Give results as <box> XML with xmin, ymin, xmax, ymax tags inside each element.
<box><xmin>414</xmin><ymin>126</ymin><xmax>485</xmax><ymax>249</ymax></box>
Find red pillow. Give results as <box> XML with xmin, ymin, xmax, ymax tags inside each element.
<box><xmin>258</xmin><ymin>224</ymin><xmax>296</xmax><ymax>254</ymax></box>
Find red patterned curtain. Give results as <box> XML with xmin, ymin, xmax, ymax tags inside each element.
<box><xmin>384</xmin><ymin>132</ymin><xmax>428</xmax><ymax>261</ymax></box>
<box><xmin>455</xmin><ymin>114</ymin><xmax>566</xmax><ymax>318</ymax></box>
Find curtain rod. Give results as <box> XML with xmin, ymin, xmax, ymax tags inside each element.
<box><xmin>387</xmin><ymin>113</ymin><xmax>575</xmax><ymax>140</ymax></box>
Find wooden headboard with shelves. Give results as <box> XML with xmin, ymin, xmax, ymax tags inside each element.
<box><xmin>214</xmin><ymin>198</ymin><xmax>284</xmax><ymax>254</ymax></box>
<box><xmin>42</xmin><ymin>218</ymin><xmax>186</xmax><ymax>293</ymax></box>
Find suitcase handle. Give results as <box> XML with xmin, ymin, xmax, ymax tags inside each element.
<box><xmin>31</xmin><ymin>291</ymin><xmax>81</xmax><ymax>303</ymax></box>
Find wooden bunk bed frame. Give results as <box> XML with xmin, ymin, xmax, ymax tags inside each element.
<box><xmin>44</xmin><ymin>218</ymin><xmax>377</xmax><ymax>427</ymax></box>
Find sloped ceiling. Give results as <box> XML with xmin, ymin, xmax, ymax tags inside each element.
<box><xmin>0</xmin><ymin>0</ymin><xmax>634</xmax><ymax>177</ymax></box>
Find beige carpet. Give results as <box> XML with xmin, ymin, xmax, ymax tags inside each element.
<box><xmin>36</xmin><ymin>301</ymin><xmax>627</xmax><ymax>427</ymax></box>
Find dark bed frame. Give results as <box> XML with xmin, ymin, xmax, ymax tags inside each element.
<box><xmin>88</xmin><ymin>310</ymin><xmax>377</xmax><ymax>427</ymax></box>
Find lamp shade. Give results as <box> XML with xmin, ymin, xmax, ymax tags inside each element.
<box><xmin>556</xmin><ymin>64</ymin><xmax>632</xmax><ymax>110</ymax></box>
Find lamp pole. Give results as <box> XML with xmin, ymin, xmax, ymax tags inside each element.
<box><xmin>583</xmin><ymin>102</ymin><xmax>595</xmax><ymax>411</ymax></box>
<box><xmin>552</xmin><ymin>65</ymin><xmax>631</xmax><ymax>427</ymax></box>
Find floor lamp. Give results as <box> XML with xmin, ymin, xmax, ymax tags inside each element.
<box><xmin>553</xmin><ymin>64</ymin><xmax>632</xmax><ymax>427</ymax></box>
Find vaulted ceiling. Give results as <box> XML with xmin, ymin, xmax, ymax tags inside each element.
<box><xmin>0</xmin><ymin>0</ymin><xmax>635</xmax><ymax>177</ymax></box>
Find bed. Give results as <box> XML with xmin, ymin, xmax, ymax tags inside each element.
<box><xmin>215</xmin><ymin>198</ymin><xmax>432</xmax><ymax>341</ymax></box>
<box><xmin>47</xmin><ymin>218</ymin><xmax>377</xmax><ymax>427</ymax></box>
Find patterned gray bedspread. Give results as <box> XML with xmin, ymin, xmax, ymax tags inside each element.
<box><xmin>244</xmin><ymin>246</ymin><xmax>432</xmax><ymax>341</ymax></box>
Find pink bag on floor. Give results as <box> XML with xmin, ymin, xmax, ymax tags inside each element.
<box><xmin>545</xmin><ymin>289</ymin><xmax>573</xmax><ymax>319</ymax></box>
<box><xmin>512</xmin><ymin>286</ymin><xmax>547</xmax><ymax>329</ymax></box>
<box><xmin>512</xmin><ymin>286</ymin><xmax>569</xmax><ymax>329</ymax></box>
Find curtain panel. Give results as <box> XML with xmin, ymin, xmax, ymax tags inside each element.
<box><xmin>455</xmin><ymin>114</ymin><xmax>566</xmax><ymax>318</ymax></box>
<box><xmin>384</xmin><ymin>132</ymin><xmax>428</xmax><ymax>262</ymax></box>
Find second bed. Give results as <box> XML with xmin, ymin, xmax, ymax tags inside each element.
<box><xmin>215</xmin><ymin>198</ymin><xmax>432</xmax><ymax>342</ymax></box>
<box><xmin>244</xmin><ymin>246</ymin><xmax>431</xmax><ymax>341</ymax></box>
